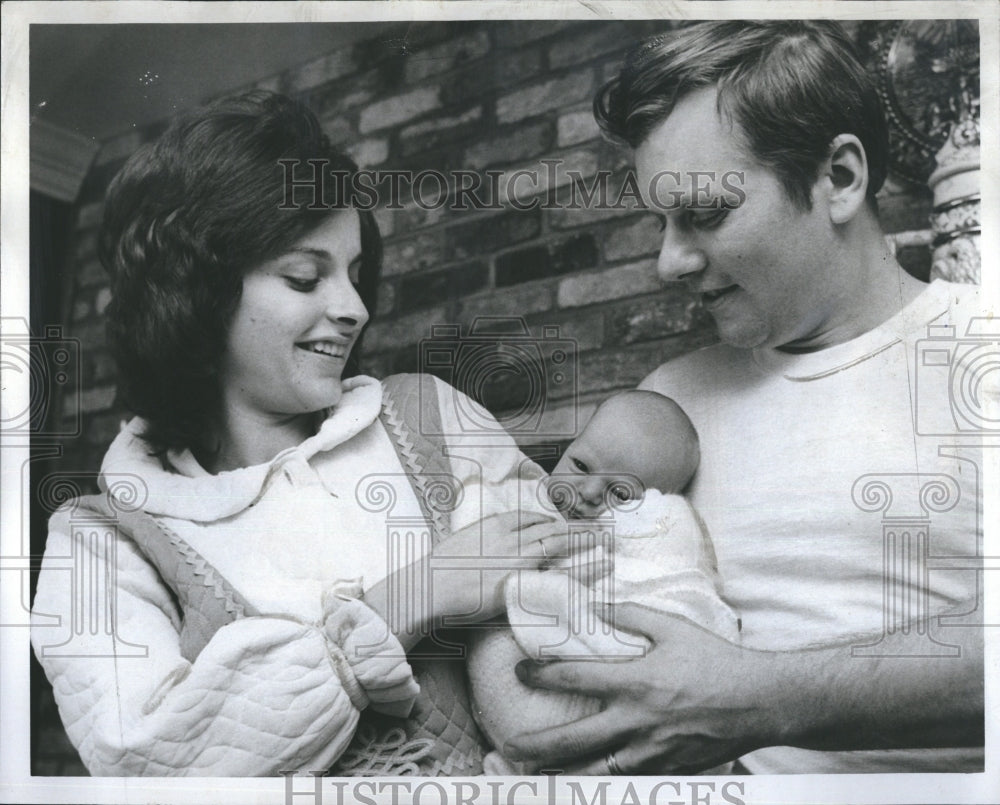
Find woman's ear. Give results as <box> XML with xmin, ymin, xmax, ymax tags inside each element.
<box><xmin>822</xmin><ymin>134</ymin><xmax>868</xmax><ymax>225</ymax></box>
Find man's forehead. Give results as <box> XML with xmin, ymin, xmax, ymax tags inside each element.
<box><xmin>634</xmin><ymin>86</ymin><xmax>749</xmax><ymax>181</ymax></box>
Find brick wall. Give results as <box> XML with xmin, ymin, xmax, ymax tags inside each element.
<box><xmin>32</xmin><ymin>20</ymin><xmax>940</xmax><ymax>774</ymax></box>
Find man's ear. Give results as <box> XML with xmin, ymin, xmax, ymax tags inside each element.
<box><xmin>822</xmin><ymin>134</ymin><xmax>868</xmax><ymax>225</ymax></box>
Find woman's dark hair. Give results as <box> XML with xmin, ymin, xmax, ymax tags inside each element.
<box><xmin>595</xmin><ymin>21</ymin><xmax>889</xmax><ymax>210</ymax></box>
<box><xmin>99</xmin><ymin>90</ymin><xmax>382</xmax><ymax>454</ymax></box>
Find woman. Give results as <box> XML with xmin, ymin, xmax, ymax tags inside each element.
<box><xmin>31</xmin><ymin>91</ymin><xmax>568</xmax><ymax>777</ymax></box>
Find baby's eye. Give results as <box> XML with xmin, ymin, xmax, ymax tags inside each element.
<box><xmin>609</xmin><ymin>484</ymin><xmax>632</xmax><ymax>502</ymax></box>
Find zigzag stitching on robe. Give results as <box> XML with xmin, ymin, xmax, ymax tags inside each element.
<box><xmin>156</xmin><ymin>518</ymin><xmax>247</xmax><ymax>619</ymax></box>
<box><xmin>379</xmin><ymin>394</ymin><xmax>450</xmax><ymax>542</ymax></box>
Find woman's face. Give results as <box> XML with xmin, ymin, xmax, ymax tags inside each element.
<box><xmin>219</xmin><ymin>211</ymin><xmax>369</xmax><ymax>423</ymax></box>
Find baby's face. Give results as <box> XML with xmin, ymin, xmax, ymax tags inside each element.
<box><xmin>548</xmin><ymin>407</ymin><xmax>676</xmax><ymax>519</ymax></box>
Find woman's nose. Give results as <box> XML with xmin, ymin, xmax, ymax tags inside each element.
<box><xmin>325</xmin><ymin>274</ymin><xmax>370</xmax><ymax>329</ymax></box>
<box><xmin>656</xmin><ymin>226</ymin><xmax>706</xmax><ymax>284</ymax></box>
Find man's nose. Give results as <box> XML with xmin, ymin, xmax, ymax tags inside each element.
<box><xmin>656</xmin><ymin>225</ymin><xmax>706</xmax><ymax>283</ymax></box>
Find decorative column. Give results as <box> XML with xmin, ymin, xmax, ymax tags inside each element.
<box><xmin>851</xmin><ymin>473</ymin><xmax>964</xmax><ymax>657</ymax></box>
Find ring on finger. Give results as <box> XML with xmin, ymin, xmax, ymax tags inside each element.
<box><xmin>605</xmin><ymin>752</ymin><xmax>624</xmax><ymax>775</ymax></box>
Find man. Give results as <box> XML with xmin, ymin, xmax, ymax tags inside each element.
<box><xmin>504</xmin><ymin>21</ymin><xmax>984</xmax><ymax>774</ymax></box>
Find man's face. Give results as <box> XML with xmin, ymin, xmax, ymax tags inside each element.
<box><xmin>634</xmin><ymin>87</ymin><xmax>839</xmax><ymax>351</ymax></box>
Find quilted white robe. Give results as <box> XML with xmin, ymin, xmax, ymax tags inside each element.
<box><xmin>31</xmin><ymin>375</ymin><xmax>549</xmax><ymax>776</ymax></box>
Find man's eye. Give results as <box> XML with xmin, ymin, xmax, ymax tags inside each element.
<box><xmin>285</xmin><ymin>276</ymin><xmax>319</xmax><ymax>292</ymax></box>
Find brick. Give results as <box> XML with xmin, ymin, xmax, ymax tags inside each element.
<box><xmin>877</xmin><ymin>184</ymin><xmax>934</xmax><ymax>234</ymax></box>
<box><xmin>77</xmin><ymin>260</ymin><xmax>108</xmax><ymax>287</ymax></box>
<box><xmin>359</xmin><ymin>87</ymin><xmax>441</xmax><ymax>134</ymax></box>
<box><xmin>603</xmin><ymin>214</ymin><xmax>663</xmax><ymax>262</ymax></box>
<box><xmin>494</xmin><ymin>21</ymin><xmax>573</xmax><ymax>48</ymax></box>
<box><xmin>396</xmin><ymin>201</ymin><xmax>449</xmax><ymax>234</ymax></box>
<box><xmin>75</xmin><ymin>231</ymin><xmax>98</xmax><ymax>261</ymax></box>
<box><xmin>605</xmin><ymin>291</ymin><xmax>712</xmax><ymax>345</ymax></box>
<box><xmin>94</xmin><ymin>287</ymin><xmax>112</xmax><ymax>316</ymax></box>
<box><xmin>399</xmin><ymin>106</ymin><xmax>483</xmax><ymax>157</ymax></box>
<box><xmin>557</xmin><ymin>259</ymin><xmax>661</xmax><ymax>309</ymax></box>
<box><xmin>375</xmin><ymin>281</ymin><xmax>396</xmax><ymax>317</ymax></box>
<box><xmin>494</xmin><ymin>147</ymin><xmax>600</xmax><ymax>208</ymax></box>
<box><xmin>373</xmin><ymin>206</ymin><xmax>395</xmax><ymax>238</ymax></box>
<box><xmin>381</xmin><ymin>231</ymin><xmax>447</xmax><ymax>277</ymax></box>
<box><xmin>557</xmin><ymin>108</ymin><xmax>601</xmax><ymax>147</ymax></box>
<box><xmin>454</xmin><ymin>280</ymin><xmax>553</xmax><ymax>324</ymax></box>
<box><xmin>404</xmin><ymin>30</ymin><xmax>491</xmax><ymax>83</ymax></box>
<box><xmin>463</xmin><ymin>121</ymin><xmax>553</xmax><ymax>170</ymax></box>
<box><xmin>321</xmin><ymin>115</ymin><xmax>355</xmax><ymax>148</ymax></box>
<box><xmin>354</xmin><ymin>23</ymin><xmax>457</xmax><ymax>73</ymax></box>
<box><xmin>441</xmin><ymin>48</ymin><xmax>545</xmax><ymax>106</ymax></box>
<box><xmin>548</xmin><ymin>170</ymin><xmax>644</xmax><ymax>229</ymax></box>
<box><xmin>525</xmin><ymin>311</ymin><xmax>605</xmax><ymax>352</ymax></box>
<box><xmin>549</xmin><ymin>26</ymin><xmax>633</xmax><ymax>70</ymax></box>
<box><xmin>71</xmin><ymin>320</ymin><xmax>106</xmax><ymax>351</ymax></box>
<box><xmin>85</xmin><ymin>411</ymin><xmax>126</xmax><ymax>447</ymax></box>
<box><xmin>347</xmin><ymin>137</ymin><xmax>389</xmax><ymax>167</ymax></box>
<box><xmin>496</xmin><ymin>234</ymin><xmax>598</xmax><ymax>287</ymax></box>
<box><xmin>496</xmin><ymin>71</ymin><xmax>595</xmax><ymax>125</ymax></box>
<box><xmin>77</xmin><ymin>202</ymin><xmax>103</xmax><ymax>230</ymax></box>
<box><xmin>447</xmin><ymin>208</ymin><xmax>541</xmax><ymax>261</ymax></box>
<box><xmin>315</xmin><ymin>68</ymin><xmax>380</xmax><ymax>119</ymax></box>
<box><xmin>72</xmin><ymin>299</ymin><xmax>91</xmax><ymax>322</ymax></box>
<box><xmin>95</xmin><ymin>130</ymin><xmax>142</xmax><ymax>167</ymax></box>
<box><xmin>85</xmin><ymin>350</ymin><xmax>117</xmax><ymax>385</ymax></box>
<box><xmin>362</xmin><ymin>304</ymin><xmax>449</xmax><ymax>352</ymax></box>
<box><xmin>72</xmin><ymin>385</ymin><xmax>116</xmax><ymax>416</ymax></box>
<box><xmin>288</xmin><ymin>50</ymin><xmax>356</xmax><ymax>94</ymax></box>
<box><xmin>397</xmin><ymin>262</ymin><xmax>489</xmax><ymax>312</ymax></box>
<box><xmin>575</xmin><ymin>334</ymin><xmax>717</xmax><ymax>398</ymax></box>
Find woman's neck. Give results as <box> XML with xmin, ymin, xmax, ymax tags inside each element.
<box><xmin>201</xmin><ymin>407</ymin><xmax>320</xmax><ymax>474</ymax></box>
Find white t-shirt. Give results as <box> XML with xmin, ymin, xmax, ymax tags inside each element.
<box><xmin>640</xmin><ymin>279</ymin><xmax>985</xmax><ymax>773</ymax></box>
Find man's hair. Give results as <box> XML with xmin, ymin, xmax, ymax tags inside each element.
<box><xmin>594</xmin><ymin>21</ymin><xmax>889</xmax><ymax>209</ymax></box>
<box><xmin>99</xmin><ymin>90</ymin><xmax>382</xmax><ymax>455</ymax></box>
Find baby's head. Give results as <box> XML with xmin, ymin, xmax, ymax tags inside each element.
<box><xmin>548</xmin><ymin>390</ymin><xmax>699</xmax><ymax>519</ymax></box>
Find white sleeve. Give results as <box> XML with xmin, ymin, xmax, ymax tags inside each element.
<box><xmin>31</xmin><ymin>511</ymin><xmax>417</xmax><ymax>777</ymax></box>
<box><xmin>431</xmin><ymin>376</ymin><xmax>553</xmax><ymax>531</ymax></box>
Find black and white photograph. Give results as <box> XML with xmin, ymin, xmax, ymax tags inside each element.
<box><xmin>1</xmin><ymin>2</ymin><xmax>997</xmax><ymax>803</ymax></box>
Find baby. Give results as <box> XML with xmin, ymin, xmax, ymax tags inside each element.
<box><xmin>466</xmin><ymin>391</ymin><xmax>740</xmax><ymax>774</ymax></box>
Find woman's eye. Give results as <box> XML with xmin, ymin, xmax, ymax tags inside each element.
<box><xmin>689</xmin><ymin>208</ymin><xmax>728</xmax><ymax>229</ymax></box>
<box><xmin>654</xmin><ymin>214</ymin><xmax>666</xmax><ymax>233</ymax></box>
<box><xmin>285</xmin><ymin>276</ymin><xmax>319</xmax><ymax>292</ymax></box>
<box><xmin>571</xmin><ymin>457</ymin><xmax>589</xmax><ymax>473</ymax></box>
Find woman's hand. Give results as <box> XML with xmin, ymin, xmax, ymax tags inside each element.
<box><xmin>502</xmin><ymin>603</ymin><xmax>779</xmax><ymax>774</ymax></box>
<box><xmin>429</xmin><ymin>510</ymin><xmax>571</xmax><ymax>623</ymax></box>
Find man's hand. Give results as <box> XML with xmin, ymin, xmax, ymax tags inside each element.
<box><xmin>502</xmin><ymin>603</ymin><xmax>776</xmax><ymax>774</ymax></box>
<box><xmin>504</xmin><ymin>601</ymin><xmax>985</xmax><ymax>773</ymax></box>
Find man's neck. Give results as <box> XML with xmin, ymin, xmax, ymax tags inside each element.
<box><xmin>778</xmin><ymin>226</ymin><xmax>927</xmax><ymax>354</ymax></box>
